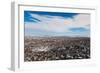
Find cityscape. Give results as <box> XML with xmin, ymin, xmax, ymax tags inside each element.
<box><xmin>24</xmin><ymin>11</ymin><xmax>90</xmax><ymax>61</ymax></box>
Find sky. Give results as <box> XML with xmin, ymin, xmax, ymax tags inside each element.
<box><xmin>24</xmin><ymin>11</ymin><xmax>90</xmax><ymax>37</ymax></box>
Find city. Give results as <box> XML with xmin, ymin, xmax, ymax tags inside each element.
<box><xmin>24</xmin><ymin>36</ymin><xmax>90</xmax><ymax>61</ymax></box>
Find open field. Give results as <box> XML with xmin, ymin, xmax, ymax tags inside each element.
<box><xmin>24</xmin><ymin>36</ymin><xmax>90</xmax><ymax>61</ymax></box>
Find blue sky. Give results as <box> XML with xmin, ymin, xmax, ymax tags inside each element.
<box><xmin>24</xmin><ymin>11</ymin><xmax>90</xmax><ymax>37</ymax></box>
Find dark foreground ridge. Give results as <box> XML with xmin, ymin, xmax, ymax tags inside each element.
<box><xmin>24</xmin><ymin>36</ymin><xmax>90</xmax><ymax>61</ymax></box>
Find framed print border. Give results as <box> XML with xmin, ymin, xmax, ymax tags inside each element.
<box><xmin>11</xmin><ymin>1</ymin><xmax>97</xmax><ymax>71</ymax></box>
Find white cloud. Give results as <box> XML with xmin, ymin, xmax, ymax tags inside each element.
<box><xmin>25</xmin><ymin>13</ymin><xmax>90</xmax><ymax>33</ymax></box>
<box><xmin>72</xmin><ymin>14</ymin><xmax>90</xmax><ymax>27</ymax></box>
